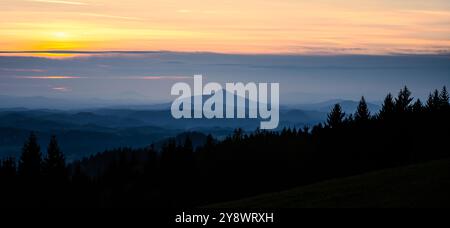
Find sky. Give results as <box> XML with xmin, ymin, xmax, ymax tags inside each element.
<box><xmin>1</xmin><ymin>53</ymin><xmax>449</xmax><ymax>106</ymax></box>
<box><xmin>0</xmin><ymin>1</ymin><xmax>449</xmax><ymax>107</ymax></box>
<box><xmin>1</xmin><ymin>0</ymin><xmax>450</xmax><ymax>55</ymax></box>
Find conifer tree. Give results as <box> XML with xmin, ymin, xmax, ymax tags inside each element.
<box><xmin>378</xmin><ymin>93</ymin><xmax>395</xmax><ymax>119</ymax></box>
<box><xmin>205</xmin><ymin>134</ymin><xmax>215</xmax><ymax>148</ymax></box>
<box><xmin>354</xmin><ymin>96</ymin><xmax>371</xmax><ymax>122</ymax></box>
<box><xmin>395</xmin><ymin>86</ymin><xmax>413</xmax><ymax>113</ymax></box>
<box><xmin>71</xmin><ymin>162</ymin><xmax>88</xmax><ymax>184</ymax></box>
<box><xmin>18</xmin><ymin>133</ymin><xmax>42</xmax><ymax>178</ymax></box>
<box><xmin>181</xmin><ymin>137</ymin><xmax>194</xmax><ymax>166</ymax></box>
<box><xmin>183</xmin><ymin>137</ymin><xmax>193</xmax><ymax>155</ymax></box>
<box><xmin>0</xmin><ymin>157</ymin><xmax>16</xmax><ymax>178</ymax></box>
<box><xmin>233</xmin><ymin>128</ymin><xmax>244</xmax><ymax>141</ymax></box>
<box><xmin>161</xmin><ymin>139</ymin><xmax>177</xmax><ymax>169</ymax></box>
<box><xmin>440</xmin><ymin>86</ymin><xmax>449</xmax><ymax>108</ymax></box>
<box><xmin>42</xmin><ymin>135</ymin><xmax>66</xmax><ymax>179</ymax></box>
<box><xmin>327</xmin><ymin>104</ymin><xmax>345</xmax><ymax>128</ymax></box>
<box><xmin>426</xmin><ymin>89</ymin><xmax>440</xmax><ymax>112</ymax></box>
<box><xmin>412</xmin><ymin>99</ymin><xmax>424</xmax><ymax>113</ymax></box>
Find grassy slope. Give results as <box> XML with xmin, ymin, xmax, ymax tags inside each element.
<box><xmin>209</xmin><ymin>159</ymin><xmax>450</xmax><ymax>208</ymax></box>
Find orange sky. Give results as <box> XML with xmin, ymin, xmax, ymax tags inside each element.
<box><xmin>1</xmin><ymin>0</ymin><xmax>450</xmax><ymax>55</ymax></box>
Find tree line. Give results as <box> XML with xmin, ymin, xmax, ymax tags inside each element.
<box><xmin>0</xmin><ymin>86</ymin><xmax>449</xmax><ymax>208</ymax></box>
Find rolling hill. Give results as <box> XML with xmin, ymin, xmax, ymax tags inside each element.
<box><xmin>209</xmin><ymin>159</ymin><xmax>450</xmax><ymax>208</ymax></box>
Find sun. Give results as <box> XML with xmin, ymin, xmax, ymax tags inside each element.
<box><xmin>18</xmin><ymin>31</ymin><xmax>87</xmax><ymax>58</ymax></box>
<box><xmin>53</xmin><ymin>31</ymin><xmax>69</xmax><ymax>40</ymax></box>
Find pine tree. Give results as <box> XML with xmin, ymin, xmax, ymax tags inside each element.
<box><xmin>344</xmin><ymin>114</ymin><xmax>354</xmax><ymax>125</ymax></box>
<box><xmin>71</xmin><ymin>162</ymin><xmax>89</xmax><ymax>184</ymax></box>
<box><xmin>0</xmin><ymin>157</ymin><xmax>16</xmax><ymax>178</ymax></box>
<box><xmin>412</xmin><ymin>99</ymin><xmax>424</xmax><ymax>113</ymax></box>
<box><xmin>161</xmin><ymin>139</ymin><xmax>177</xmax><ymax>169</ymax></box>
<box><xmin>440</xmin><ymin>86</ymin><xmax>449</xmax><ymax>108</ymax></box>
<box><xmin>395</xmin><ymin>86</ymin><xmax>413</xmax><ymax>113</ymax></box>
<box><xmin>42</xmin><ymin>135</ymin><xmax>66</xmax><ymax>179</ymax></box>
<box><xmin>426</xmin><ymin>89</ymin><xmax>440</xmax><ymax>112</ymax></box>
<box><xmin>197</xmin><ymin>134</ymin><xmax>215</xmax><ymax>164</ymax></box>
<box><xmin>183</xmin><ymin>137</ymin><xmax>193</xmax><ymax>154</ymax></box>
<box><xmin>378</xmin><ymin>93</ymin><xmax>395</xmax><ymax>120</ymax></box>
<box><xmin>311</xmin><ymin>123</ymin><xmax>324</xmax><ymax>135</ymax></box>
<box><xmin>327</xmin><ymin>104</ymin><xmax>345</xmax><ymax>128</ymax></box>
<box><xmin>144</xmin><ymin>144</ymin><xmax>157</xmax><ymax>174</ymax></box>
<box><xmin>205</xmin><ymin>134</ymin><xmax>215</xmax><ymax>148</ymax></box>
<box><xmin>18</xmin><ymin>133</ymin><xmax>42</xmax><ymax>178</ymax></box>
<box><xmin>302</xmin><ymin>126</ymin><xmax>310</xmax><ymax>134</ymax></box>
<box><xmin>233</xmin><ymin>128</ymin><xmax>244</xmax><ymax>141</ymax></box>
<box><xmin>426</xmin><ymin>93</ymin><xmax>434</xmax><ymax>111</ymax></box>
<box><xmin>354</xmin><ymin>96</ymin><xmax>371</xmax><ymax>122</ymax></box>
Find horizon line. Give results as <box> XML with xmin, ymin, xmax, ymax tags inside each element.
<box><xmin>1</xmin><ymin>50</ymin><xmax>450</xmax><ymax>57</ymax></box>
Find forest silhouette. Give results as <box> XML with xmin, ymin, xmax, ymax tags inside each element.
<box><xmin>0</xmin><ymin>86</ymin><xmax>449</xmax><ymax>208</ymax></box>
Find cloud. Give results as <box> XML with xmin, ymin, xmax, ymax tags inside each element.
<box><xmin>0</xmin><ymin>51</ymin><xmax>165</xmax><ymax>54</ymax></box>
<box><xmin>52</xmin><ymin>86</ymin><xmax>71</xmax><ymax>92</ymax></box>
<box><xmin>26</xmin><ymin>0</ymin><xmax>87</xmax><ymax>6</ymax></box>
<box><xmin>177</xmin><ymin>9</ymin><xmax>193</xmax><ymax>14</ymax></box>
<box><xmin>117</xmin><ymin>76</ymin><xmax>193</xmax><ymax>80</ymax></box>
<box><xmin>80</xmin><ymin>13</ymin><xmax>143</xmax><ymax>21</ymax></box>
<box><xmin>401</xmin><ymin>9</ymin><xmax>450</xmax><ymax>16</ymax></box>
<box><xmin>15</xmin><ymin>76</ymin><xmax>84</xmax><ymax>79</ymax></box>
<box><xmin>12</xmin><ymin>75</ymin><xmax>191</xmax><ymax>81</ymax></box>
<box><xmin>0</xmin><ymin>68</ymin><xmax>47</xmax><ymax>73</ymax></box>
<box><xmin>0</xmin><ymin>51</ymin><xmax>166</xmax><ymax>59</ymax></box>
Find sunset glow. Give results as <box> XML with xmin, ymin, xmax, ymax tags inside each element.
<box><xmin>1</xmin><ymin>0</ymin><xmax>450</xmax><ymax>55</ymax></box>
<box><xmin>15</xmin><ymin>76</ymin><xmax>84</xmax><ymax>79</ymax></box>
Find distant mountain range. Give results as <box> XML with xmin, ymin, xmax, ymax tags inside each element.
<box><xmin>0</xmin><ymin>95</ymin><xmax>158</xmax><ymax>110</ymax></box>
<box><xmin>0</xmin><ymin>95</ymin><xmax>380</xmax><ymax>160</ymax></box>
<box><xmin>0</xmin><ymin>95</ymin><xmax>380</xmax><ymax>113</ymax></box>
<box><xmin>0</xmin><ymin>107</ymin><xmax>326</xmax><ymax>160</ymax></box>
<box><xmin>291</xmin><ymin>99</ymin><xmax>381</xmax><ymax>114</ymax></box>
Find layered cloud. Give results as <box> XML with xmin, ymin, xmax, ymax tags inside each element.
<box><xmin>0</xmin><ymin>52</ymin><xmax>449</xmax><ymax>102</ymax></box>
<box><xmin>0</xmin><ymin>0</ymin><xmax>449</xmax><ymax>55</ymax></box>
<box><xmin>26</xmin><ymin>0</ymin><xmax>88</xmax><ymax>6</ymax></box>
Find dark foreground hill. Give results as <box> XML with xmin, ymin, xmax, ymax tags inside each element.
<box><xmin>210</xmin><ymin>159</ymin><xmax>450</xmax><ymax>208</ymax></box>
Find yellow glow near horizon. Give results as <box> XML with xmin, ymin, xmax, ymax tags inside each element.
<box><xmin>1</xmin><ymin>0</ymin><xmax>450</xmax><ymax>55</ymax></box>
<box><xmin>53</xmin><ymin>31</ymin><xmax>69</xmax><ymax>39</ymax></box>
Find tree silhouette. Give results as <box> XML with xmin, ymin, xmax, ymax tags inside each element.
<box><xmin>395</xmin><ymin>86</ymin><xmax>413</xmax><ymax>113</ymax></box>
<box><xmin>181</xmin><ymin>137</ymin><xmax>194</xmax><ymax>168</ymax></box>
<box><xmin>144</xmin><ymin>144</ymin><xmax>157</xmax><ymax>174</ymax></box>
<box><xmin>18</xmin><ymin>133</ymin><xmax>42</xmax><ymax>178</ymax></box>
<box><xmin>42</xmin><ymin>135</ymin><xmax>67</xmax><ymax>180</ymax></box>
<box><xmin>426</xmin><ymin>89</ymin><xmax>441</xmax><ymax>112</ymax></box>
<box><xmin>440</xmin><ymin>86</ymin><xmax>449</xmax><ymax>109</ymax></box>
<box><xmin>232</xmin><ymin>128</ymin><xmax>244</xmax><ymax>141</ymax></box>
<box><xmin>183</xmin><ymin>137</ymin><xmax>193</xmax><ymax>152</ymax></box>
<box><xmin>344</xmin><ymin>114</ymin><xmax>354</xmax><ymax>125</ymax></box>
<box><xmin>327</xmin><ymin>104</ymin><xmax>345</xmax><ymax>128</ymax></box>
<box><xmin>161</xmin><ymin>139</ymin><xmax>177</xmax><ymax>170</ymax></box>
<box><xmin>354</xmin><ymin>96</ymin><xmax>371</xmax><ymax>122</ymax></box>
<box><xmin>205</xmin><ymin>134</ymin><xmax>215</xmax><ymax>148</ymax></box>
<box><xmin>378</xmin><ymin>93</ymin><xmax>395</xmax><ymax>120</ymax></box>
<box><xmin>0</xmin><ymin>157</ymin><xmax>16</xmax><ymax>178</ymax></box>
<box><xmin>72</xmin><ymin>162</ymin><xmax>87</xmax><ymax>182</ymax></box>
<box><xmin>197</xmin><ymin>134</ymin><xmax>216</xmax><ymax>164</ymax></box>
<box><xmin>412</xmin><ymin>99</ymin><xmax>424</xmax><ymax>113</ymax></box>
